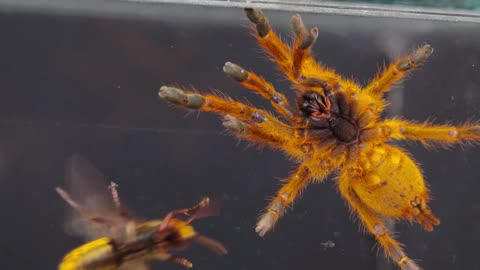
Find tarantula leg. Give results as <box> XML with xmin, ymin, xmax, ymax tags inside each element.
<box><xmin>244</xmin><ymin>8</ymin><xmax>288</xmax><ymax>63</ymax></box>
<box><xmin>244</xmin><ymin>8</ymin><xmax>272</xmax><ymax>38</ymax></box>
<box><xmin>295</xmin><ymin>127</ymin><xmax>334</xmax><ymax>144</ymax></box>
<box><xmin>158</xmin><ymin>86</ymin><xmax>205</xmax><ymax>109</ymax></box>
<box><xmin>290</xmin><ymin>14</ymin><xmax>318</xmax><ymax>78</ymax></box>
<box><xmin>256</xmin><ymin>165</ymin><xmax>312</xmax><ymax>236</ymax></box>
<box><xmin>223</xmin><ymin>62</ymin><xmax>298</xmax><ymax>122</ymax></box>
<box><xmin>337</xmin><ymin>181</ymin><xmax>420</xmax><ymax>270</ymax></box>
<box><xmin>380</xmin><ymin>119</ymin><xmax>480</xmax><ymax>146</ymax></box>
<box><xmin>244</xmin><ymin>8</ymin><xmax>340</xmax><ymax>85</ymax></box>
<box><xmin>159</xmin><ymin>86</ymin><xmax>297</xmax><ymax>139</ymax></box>
<box><xmin>222</xmin><ymin>115</ymin><xmax>306</xmax><ymax>157</ymax></box>
<box><xmin>365</xmin><ymin>44</ymin><xmax>433</xmax><ymax>97</ymax></box>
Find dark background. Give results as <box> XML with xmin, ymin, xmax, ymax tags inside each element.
<box><xmin>0</xmin><ymin>2</ymin><xmax>479</xmax><ymax>270</ymax></box>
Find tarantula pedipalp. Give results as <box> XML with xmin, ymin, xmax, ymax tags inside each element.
<box><xmin>159</xmin><ymin>8</ymin><xmax>480</xmax><ymax>270</ymax></box>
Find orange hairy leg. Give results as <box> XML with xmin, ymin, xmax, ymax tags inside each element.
<box><xmin>243</xmin><ymin>9</ymin><xmax>290</xmax><ymax>70</ymax></box>
<box><xmin>244</xmin><ymin>8</ymin><xmax>343</xmax><ymax>86</ymax></box>
<box><xmin>338</xmin><ymin>176</ymin><xmax>419</xmax><ymax>270</ymax></box>
<box><xmin>256</xmin><ymin>150</ymin><xmax>346</xmax><ymax>236</ymax></box>
<box><xmin>223</xmin><ymin>62</ymin><xmax>298</xmax><ymax>122</ymax></box>
<box><xmin>159</xmin><ymin>86</ymin><xmax>296</xmax><ymax>137</ymax></box>
<box><xmin>365</xmin><ymin>45</ymin><xmax>433</xmax><ymax>98</ymax></box>
<box><xmin>222</xmin><ymin>114</ymin><xmax>350</xmax><ymax>161</ymax></box>
<box><xmin>380</xmin><ymin>119</ymin><xmax>480</xmax><ymax>146</ymax></box>
<box><xmin>222</xmin><ymin>115</ymin><xmax>307</xmax><ymax>159</ymax></box>
<box><xmin>158</xmin><ymin>87</ymin><xmax>310</xmax><ymax>158</ymax></box>
<box><xmin>289</xmin><ymin>13</ymin><xmax>318</xmax><ymax>78</ymax></box>
<box><xmin>256</xmin><ymin>165</ymin><xmax>312</xmax><ymax>236</ymax></box>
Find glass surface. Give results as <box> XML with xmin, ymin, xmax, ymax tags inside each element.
<box><xmin>0</xmin><ymin>1</ymin><xmax>479</xmax><ymax>270</ymax></box>
<box><xmin>339</xmin><ymin>0</ymin><xmax>480</xmax><ymax>10</ymax></box>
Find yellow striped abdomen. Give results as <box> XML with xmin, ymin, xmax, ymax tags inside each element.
<box><xmin>352</xmin><ymin>145</ymin><xmax>427</xmax><ymax>218</ymax></box>
<box><xmin>59</xmin><ymin>237</ymin><xmax>117</xmax><ymax>270</ymax></box>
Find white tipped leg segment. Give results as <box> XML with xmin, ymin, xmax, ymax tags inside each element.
<box><xmin>223</xmin><ymin>62</ymin><xmax>248</xmax><ymax>82</ymax></box>
<box><xmin>222</xmin><ymin>115</ymin><xmax>248</xmax><ymax>136</ymax></box>
<box><xmin>159</xmin><ymin>86</ymin><xmax>205</xmax><ymax>109</ymax></box>
<box><xmin>255</xmin><ymin>199</ymin><xmax>284</xmax><ymax>237</ymax></box>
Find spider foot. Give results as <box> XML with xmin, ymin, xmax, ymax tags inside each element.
<box><xmin>222</xmin><ymin>115</ymin><xmax>248</xmax><ymax>136</ymax></box>
<box><xmin>244</xmin><ymin>8</ymin><xmax>271</xmax><ymax>37</ymax></box>
<box><xmin>159</xmin><ymin>86</ymin><xmax>205</xmax><ymax>109</ymax></box>
<box><xmin>399</xmin><ymin>258</ymin><xmax>420</xmax><ymax>270</ymax></box>
<box><xmin>223</xmin><ymin>62</ymin><xmax>248</xmax><ymax>82</ymax></box>
<box><xmin>299</xmin><ymin>28</ymin><xmax>318</xmax><ymax>49</ymax></box>
<box><xmin>397</xmin><ymin>44</ymin><xmax>433</xmax><ymax>71</ymax></box>
<box><xmin>290</xmin><ymin>14</ymin><xmax>318</xmax><ymax>77</ymax></box>
<box><xmin>256</xmin><ymin>199</ymin><xmax>284</xmax><ymax>237</ymax></box>
<box><xmin>255</xmin><ymin>211</ymin><xmax>276</xmax><ymax>237</ymax></box>
<box><xmin>290</xmin><ymin>13</ymin><xmax>318</xmax><ymax>49</ymax></box>
<box><xmin>223</xmin><ymin>62</ymin><xmax>297</xmax><ymax>122</ymax></box>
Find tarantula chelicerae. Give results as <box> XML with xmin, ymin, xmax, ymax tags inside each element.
<box><xmin>159</xmin><ymin>8</ymin><xmax>480</xmax><ymax>270</ymax></box>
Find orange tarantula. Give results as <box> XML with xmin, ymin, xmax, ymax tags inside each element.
<box><xmin>159</xmin><ymin>8</ymin><xmax>480</xmax><ymax>270</ymax></box>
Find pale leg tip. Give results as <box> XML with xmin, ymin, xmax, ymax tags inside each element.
<box><xmin>255</xmin><ymin>225</ymin><xmax>268</xmax><ymax>237</ymax></box>
<box><xmin>255</xmin><ymin>212</ymin><xmax>276</xmax><ymax>237</ymax></box>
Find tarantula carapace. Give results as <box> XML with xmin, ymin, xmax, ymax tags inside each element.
<box><xmin>159</xmin><ymin>8</ymin><xmax>480</xmax><ymax>270</ymax></box>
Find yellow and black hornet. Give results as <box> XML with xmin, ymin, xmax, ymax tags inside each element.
<box><xmin>56</xmin><ymin>155</ymin><xmax>227</xmax><ymax>270</ymax></box>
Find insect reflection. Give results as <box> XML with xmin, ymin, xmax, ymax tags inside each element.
<box><xmin>56</xmin><ymin>155</ymin><xmax>227</xmax><ymax>270</ymax></box>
